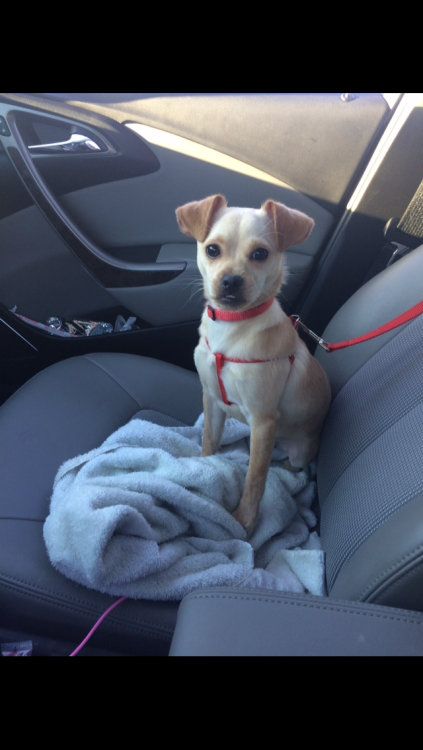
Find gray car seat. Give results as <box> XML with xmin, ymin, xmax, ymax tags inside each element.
<box><xmin>1</xmin><ymin>246</ymin><xmax>423</xmax><ymax>655</ymax></box>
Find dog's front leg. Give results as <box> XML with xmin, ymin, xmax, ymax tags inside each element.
<box><xmin>232</xmin><ymin>417</ymin><xmax>277</xmax><ymax>533</ymax></box>
<box><xmin>201</xmin><ymin>391</ymin><xmax>226</xmax><ymax>457</ymax></box>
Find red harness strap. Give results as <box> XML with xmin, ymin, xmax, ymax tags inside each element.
<box><xmin>205</xmin><ymin>298</ymin><xmax>294</xmax><ymax>406</ymax></box>
<box><xmin>206</xmin><ymin>340</ymin><xmax>294</xmax><ymax>406</ymax></box>
<box><xmin>205</xmin><ymin>295</ymin><xmax>423</xmax><ymax>406</ymax></box>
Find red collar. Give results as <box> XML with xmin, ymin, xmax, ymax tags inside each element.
<box><xmin>207</xmin><ymin>298</ymin><xmax>274</xmax><ymax>322</ymax></box>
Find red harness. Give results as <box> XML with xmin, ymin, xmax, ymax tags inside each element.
<box><xmin>205</xmin><ymin>296</ymin><xmax>423</xmax><ymax>406</ymax></box>
<box><xmin>205</xmin><ymin>299</ymin><xmax>294</xmax><ymax>406</ymax></box>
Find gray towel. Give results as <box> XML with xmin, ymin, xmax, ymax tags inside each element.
<box><xmin>44</xmin><ymin>415</ymin><xmax>325</xmax><ymax>601</ymax></box>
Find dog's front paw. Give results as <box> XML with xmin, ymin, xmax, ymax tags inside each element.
<box><xmin>232</xmin><ymin>502</ymin><xmax>258</xmax><ymax>535</ymax></box>
<box><xmin>201</xmin><ymin>447</ymin><xmax>217</xmax><ymax>457</ymax></box>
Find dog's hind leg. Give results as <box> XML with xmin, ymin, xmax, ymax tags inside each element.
<box><xmin>284</xmin><ymin>434</ymin><xmax>320</xmax><ymax>470</ymax></box>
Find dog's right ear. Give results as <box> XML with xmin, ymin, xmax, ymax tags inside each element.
<box><xmin>262</xmin><ymin>200</ymin><xmax>314</xmax><ymax>253</ymax></box>
<box><xmin>176</xmin><ymin>195</ymin><xmax>227</xmax><ymax>242</ymax></box>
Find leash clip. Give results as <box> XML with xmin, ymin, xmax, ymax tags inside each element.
<box><xmin>290</xmin><ymin>315</ymin><xmax>330</xmax><ymax>352</ymax></box>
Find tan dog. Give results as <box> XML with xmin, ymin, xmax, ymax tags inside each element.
<box><xmin>176</xmin><ymin>195</ymin><xmax>331</xmax><ymax>533</ymax></box>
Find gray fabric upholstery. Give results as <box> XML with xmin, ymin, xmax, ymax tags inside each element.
<box><xmin>169</xmin><ymin>588</ymin><xmax>423</xmax><ymax>656</ymax></box>
<box><xmin>319</xmin><ymin>315</ymin><xmax>423</xmax><ymax>593</ymax></box>
<box><xmin>131</xmin><ymin>409</ymin><xmax>187</xmax><ymax>427</ymax></box>
<box><xmin>0</xmin><ymin>353</ymin><xmax>202</xmax><ymax>654</ymax></box>
<box><xmin>0</xmin><ymin>353</ymin><xmax>202</xmax><ymax>521</ymax></box>
<box><xmin>315</xmin><ymin>244</ymin><xmax>423</xmax><ymax>397</ymax></box>
<box><xmin>318</xmin><ymin>262</ymin><xmax>423</xmax><ymax>609</ymax></box>
<box><xmin>329</xmin><ymin>492</ymin><xmax>423</xmax><ymax>609</ymax></box>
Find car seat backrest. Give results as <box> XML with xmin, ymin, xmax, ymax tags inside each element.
<box><xmin>314</xmin><ymin>244</ymin><xmax>423</xmax><ymax>398</ymax></box>
<box><xmin>316</xmin><ymin>245</ymin><xmax>423</xmax><ymax>610</ymax></box>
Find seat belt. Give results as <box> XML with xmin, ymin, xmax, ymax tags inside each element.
<box><xmin>383</xmin><ymin>177</ymin><xmax>423</xmax><ymax>267</ymax></box>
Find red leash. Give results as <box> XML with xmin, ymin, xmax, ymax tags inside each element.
<box><xmin>290</xmin><ymin>300</ymin><xmax>423</xmax><ymax>353</ymax></box>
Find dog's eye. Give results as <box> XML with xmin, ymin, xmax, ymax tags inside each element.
<box><xmin>206</xmin><ymin>245</ymin><xmax>221</xmax><ymax>258</ymax></box>
<box><xmin>251</xmin><ymin>248</ymin><xmax>269</xmax><ymax>261</ymax></box>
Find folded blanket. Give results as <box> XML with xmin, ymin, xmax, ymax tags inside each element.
<box><xmin>44</xmin><ymin>415</ymin><xmax>325</xmax><ymax>601</ymax></box>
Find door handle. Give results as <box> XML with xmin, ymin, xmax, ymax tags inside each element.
<box><xmin>28</xmin><ymin>133</ymin><xmax>102</xmax><ymax>154</ymax></box>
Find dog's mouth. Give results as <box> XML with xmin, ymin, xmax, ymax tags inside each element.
<box><xmin>216</xmin><ymin>294</ymin><xmax>247</xmax><ymax>308</ymax></box>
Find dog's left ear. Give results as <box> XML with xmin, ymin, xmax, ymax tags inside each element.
<box><xmin>262</xmin><ymin>200</ymin><xmax>314</xmax><ymax>253</ymax></box>
<box><xmin>176</xmin><ymin>195</ymin><xmax>227</xmax><ymax>242</ymax></box>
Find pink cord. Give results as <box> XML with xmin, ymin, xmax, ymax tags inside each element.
<box><xmin>70</xmin><ymin>597</ymin><xmax>128</xmax><ymax>656</ymax></box>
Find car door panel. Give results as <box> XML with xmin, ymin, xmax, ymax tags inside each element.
<box><xmin>0</xmin><ymin>93</ymin><xmax>392</xmax><ymax>383</ymax></box>
<box><xmin>60</xmin><ymin>128</ymin><xmax>334</xmax><ymax>250</ymax></box>
<box><xmin>25</xmin><ymin>93</ymin><xmax>389</xmax><ymax>208</ymax></box>
<box><xmin>0</xmin><ymin>97</ymin><xmax>337</xmax><ymax>328</ymax></box>
<box><xmin>0</xmin><ymin>204</ymin><xmax>119</xmax><ymax>321</ymax></box>
<box><xmin>59</xmin><ymin>131</ymin><xmax>335</xmax><ymax>324</ymax></box>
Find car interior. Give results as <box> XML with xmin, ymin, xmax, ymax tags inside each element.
<box><xmin>1</xmin><ymin>93</ymin><xmax>423</xmax><ymax>656</ymax></box>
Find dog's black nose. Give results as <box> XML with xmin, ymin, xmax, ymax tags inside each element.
<box><xmin>220</xmin><ymin>275</ymin><xmax>244</xmax><ymax>294</ymax></box>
